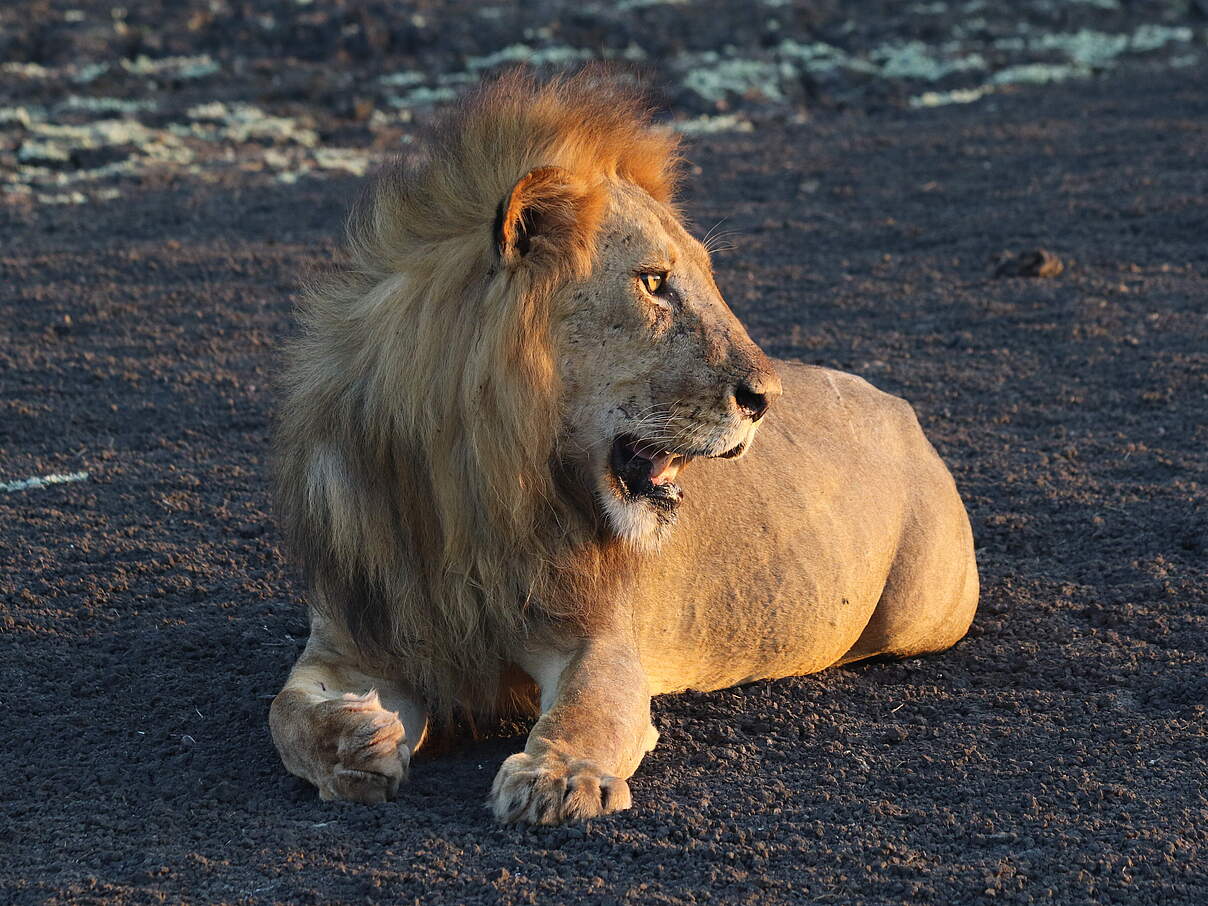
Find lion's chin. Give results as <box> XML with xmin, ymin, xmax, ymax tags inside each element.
<box><xmin>597</xmin><ymin>481</ymin><xmax>677</xmax><ymax>551</ymax></box>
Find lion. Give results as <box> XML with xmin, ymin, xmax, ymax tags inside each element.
<box><xmin>268</xmin><ymin>69</ymin><xmax>978</xmax><ymax>824</ymax></box>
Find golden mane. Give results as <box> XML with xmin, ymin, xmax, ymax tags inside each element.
<box><xmin>274</xmin><ymin>69</ymin><xmax>680</xmax><ymax>715</ymax></box>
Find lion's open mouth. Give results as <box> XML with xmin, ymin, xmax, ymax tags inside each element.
<box><xmin>608</xmin><ymin>434</ymin><xmax>747</xmax><ymax>511</ymax></box>
<box><xmin>609</xmin><ymin>435</ymin><xmax>687</xmax><ymax>511</ymax></box>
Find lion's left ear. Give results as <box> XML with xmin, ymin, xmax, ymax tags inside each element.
<box><xmin>493</xmin><ymin>166</ymin><xmax>599</xmax><ymax>268</ymax></box>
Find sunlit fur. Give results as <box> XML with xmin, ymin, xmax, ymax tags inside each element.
<box><xmin>273</xmin><ymin>70</ymin><xmax>679</xmax><ymax>715</ymax></box>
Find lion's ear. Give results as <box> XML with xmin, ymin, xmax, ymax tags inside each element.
<box><xmin>493</xmin><ymin>166</ymin><xmax>598</xmax><ymax>267</ymax></box>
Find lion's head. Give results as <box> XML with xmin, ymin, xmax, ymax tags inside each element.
<box><xmin>275</xmin><ymin>69</ymin><xmax>779</xmax><ymax>707</ymax></box>
<box><xmin>552</xmin><ymin>177</ymin><xmax>781</xmax><ymax>547</ymax></box>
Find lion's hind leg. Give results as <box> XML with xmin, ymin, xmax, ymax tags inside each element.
<box><xmin>269</xmin><ymin>629</ymin><xmax>428</xmax><ymax>804</ymax></box>
<box><xmin>838</xmin><ymin>555</ymin><xmax>976</xmax><ymax>665</ymax></box>
<box><xmin>838</xmin><ymin>491</ymin><xmax>979</xmax><ymax>666</ymax></box>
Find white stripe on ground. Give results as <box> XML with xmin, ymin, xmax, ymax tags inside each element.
<box><xmin>0</xmin><ymin>471</ymin><xmax>89</xmax><ymax>493</ymax></box>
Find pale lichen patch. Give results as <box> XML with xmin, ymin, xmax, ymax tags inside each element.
<box><xmin>120</xmin><ymin>54</ymin><xmax>220</xmax><ymax>80</ymax></box>
<box><xmin>671</xmin><ymin>113</ymin><xmax>755</xmax><ymax>135</ymax></box>
<box><xmin>909</xmin><ymin>85</ymin><xmax>995</xmax><ymax>108</ymax></box>
<box><xmin>0</xmin><ymin>471</ymin><xmax>89</xmax><ymax>493</ymax></box>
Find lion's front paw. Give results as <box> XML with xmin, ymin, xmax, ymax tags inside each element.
<box><xmin>489</xmin><ymin>750</ymin><xmax>632</xmax><ymax>824</ymax></box>
<box><xmin>315</xmin><ymin>691</ymin><xmax>409</xmax><ymax>804</ymax></box>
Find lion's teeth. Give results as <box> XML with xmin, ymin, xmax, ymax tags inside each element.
<box><xmin>648</xmin><ymin>451</ymin><xmax>681</xmax><ymax>486</ymax></box>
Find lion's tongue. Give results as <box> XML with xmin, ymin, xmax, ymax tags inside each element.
<box><xmin>646</xmin><ymin>451</ymin><xmax>680</xmax><ymax>486</ymax></box>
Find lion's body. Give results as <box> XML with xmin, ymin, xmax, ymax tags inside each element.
<box><xmin>268</xmin><ymin>71</ymin><xmax>978</xmax><ymax>823</ymax></box>
<box><xmin>626</xmin><ymin>362</ymin><xmax>977</xmax><ymax>695</ymax></box>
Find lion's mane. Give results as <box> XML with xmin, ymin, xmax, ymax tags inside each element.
<box><xmin>274</xmin><ymin>70</ymin><xmax>680</xmax><ymax>714</ymax></box>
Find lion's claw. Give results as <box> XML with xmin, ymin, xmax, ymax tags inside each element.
<box><xmin>315</xmin><ymin>691</ymin><xmax>409</xmax><ymax>804</ymax></box>
<box><xmin>489</xmin><ymin>750</ymin><xmax>631</xmax><ymax>824</ymax></box>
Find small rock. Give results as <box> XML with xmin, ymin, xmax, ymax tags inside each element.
<box><xmin>994</xmin><ymin>248</ymin><xmax>1064</xmax><ymax>278</ymax></box>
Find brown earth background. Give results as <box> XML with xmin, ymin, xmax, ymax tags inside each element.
<box><xmin>1</xmin><ymin>1</ymin><xmax>1206</xmax><ymax>904</ymax></box>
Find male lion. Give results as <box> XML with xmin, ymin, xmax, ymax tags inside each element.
<box><xmin>269</xmin><ymin>70</ymin><xmax>978</xmax><ymax>824</ymax></box>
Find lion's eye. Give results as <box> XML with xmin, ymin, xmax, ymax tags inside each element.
<box><xmin>639</xmin><ymin>271</ymin><xmax>667</xmax><ymax>295</ymax></box>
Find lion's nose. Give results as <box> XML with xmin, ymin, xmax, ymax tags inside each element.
<box><xmin>732</xmin><ymin>371</ymin><xmax>781</xmax><ymax>421</ymax></box>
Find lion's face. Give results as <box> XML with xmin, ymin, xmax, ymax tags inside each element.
<box><xmin>556</xmin><ymin>180</ymin><xmax>782</xmax><ymax>547</ymax></box>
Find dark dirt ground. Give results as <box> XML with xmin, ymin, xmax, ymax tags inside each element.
<box><xmin>2</xmin><ymin>3</ymin><xmax>1207</xmax><ymax>905</ymax></box>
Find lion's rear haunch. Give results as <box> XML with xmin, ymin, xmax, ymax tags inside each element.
<box><xmin>272</xmin><ymin>70</ymin><xmax>678</xmax><ymax>714</ymax></box>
